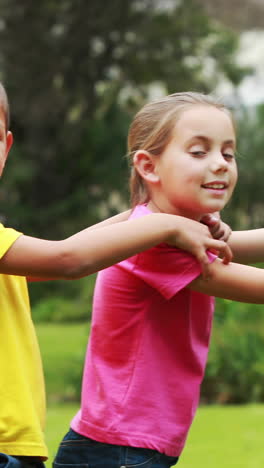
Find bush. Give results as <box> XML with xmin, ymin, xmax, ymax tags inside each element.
<box><xmin>33</xmin><ymin>297</ymin><xmax>88</xmax><ymax>322</ymax></box>
<box><xmin>36</xmin><ymin>296</ymin><xmax>264</xmax><ymax>404</ymax></box>
<box><xmin>31</xmin><ymin>275</ymin><xmax>97</xmax><ymax>323</ymax></box>
<box><xmin>202</xmin><ymin>299</ymin><xmax>264</xmax><ymax>403</ymax></box>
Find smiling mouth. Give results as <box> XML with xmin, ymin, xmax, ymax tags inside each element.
<box><xmin>202</xmin><ymin>183</ymin><xmax>227</xmax><ymax>190</ymax></box>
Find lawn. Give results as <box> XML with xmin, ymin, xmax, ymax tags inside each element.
<box><xmin>36</xmin><ymin>323</ymin><xmax>264</xmax><ymax>467</ymax></box>
<box><xmin>36</xmin><ymin>322</ymin><xmax>90</xmax><ymax>402</ymax></box>
<box><xmin>45</xmin><ymin>403</ymin><xmax>264</xmax><ymax>468</ymax></box>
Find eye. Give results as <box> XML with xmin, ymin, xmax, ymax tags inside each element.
<box><xmin>190</xmin><ymin>151</ymin><xmax>206</xmax><ymax>157</ymax></box>
<box><xmin>223</xmin><ymin>152</ymin><xmax>235</xmax><ymax>161</ymax></box>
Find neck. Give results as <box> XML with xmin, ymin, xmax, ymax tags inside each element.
<box><xmin>147</xmin><ymin>199</ymin><xmax>202</xmax><ymax>221</ymax></box>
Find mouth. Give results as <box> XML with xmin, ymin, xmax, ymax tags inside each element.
<box><xmin>201</xmin><ymin>182</ymin><xmax>228</xmax><ymax>190</ymax></box>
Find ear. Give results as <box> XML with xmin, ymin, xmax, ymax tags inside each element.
<box><xmin>6</xmin><ymin>131</ymin><xmax>13</xmax><ymax>155</ymax></box>
<box><xmin>4</xmin><ymin>131</ymin><xmax>13</xmax><ymax>164</ymax></box>
<box><xmin>0</xmin><ymin>131</ymin><xmax>13</xmax><ymax>175</ymax></box>
<box><xmin>133</xmin><ymin>150</ymin><xmax>160</xmax><ymax>184</ymax></box>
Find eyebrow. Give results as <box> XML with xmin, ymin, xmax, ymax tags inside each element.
<box><xmin>190</xmin><ymin>135</ymin><xmax>236</xmax><ymax>146</ymax></box>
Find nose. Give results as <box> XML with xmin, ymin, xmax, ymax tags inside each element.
<box><xmin>210</xmin><ymin>152</ymin><xmax>228</xmax><ymax>173</ymax></box>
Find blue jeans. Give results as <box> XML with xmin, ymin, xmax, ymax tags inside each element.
<box><xmin>53</xmin><ymin>429</ymin><xmax>179</xmax><ymax>468</ymax></box>
<box><xmin>0</xmin><ymin>453</ymin><xmax>45</xmax><ymax>468</ymax></box>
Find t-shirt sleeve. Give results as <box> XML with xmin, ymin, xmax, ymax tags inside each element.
<box><xmin>0</xmin><ymin>223</ymin><xmax>23</xmax><ymax>260</ymax></box>
<box><xmin>131</xmin><ymin>244</ymin><xmax>216</xmax><ymax>300</ymax></box>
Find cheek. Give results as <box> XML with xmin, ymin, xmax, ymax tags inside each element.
<box><xmin>231</xmin><ymin>165</ymin><xmax>238</xmax><ymax>186</ymax></box>
<box><xmin>0</xmin><ymin>148</ymin><xmax>7</xmax><ymax>174</ymax></box>
<box><xmin>0</xmin><ymin>163</ymin><xmax>5</xmax><ymax>176</ymax></box>
<box><xmin>227</xmin><ymin>167</ymin><xmax>238</xmax><ymax>199</ymax></box>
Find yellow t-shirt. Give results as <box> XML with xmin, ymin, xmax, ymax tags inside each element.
<box><xmin>0</xmin><ymin>224</ymin><xmax>47</xmax><ymax>458</ymax></box>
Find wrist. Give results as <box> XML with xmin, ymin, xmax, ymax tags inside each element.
<box><xmin>159</xmin><ymin>213</ymin><xmax>181</xmax><ymax>244</ymax></box>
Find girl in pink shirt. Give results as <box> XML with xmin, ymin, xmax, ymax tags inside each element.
<box><xmin>54</xmin><ymin>92</ymin><xmax>264</xmax><ymax>468</ymax></box>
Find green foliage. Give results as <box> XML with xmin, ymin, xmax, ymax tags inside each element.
<box><xmin>223</xmin><ymin>105</ymin><xmax>264</xmax><ymax>229</ymax></box>
<box><xmin>0</xmin><ymin>4</ymin><xmax>262</xmax><ymax>393</ymax></box>
<box><xmin>0</xmin><ymin>0</ymin><xmax>247</xmax><ymax>238</ymax></box>
<box><xmin>36</xmin><ymin>323</ymin><xmax>89</xmax><ymax>403</ymax></box>
<box><xmin>33</xmin><ymin>297</ymin><xmax>86</xmax><ymax>323</ymax></box>
<box><xmin>37</xmin><ymin>300</ymin><xmax>264</xmax><ymax>406</ymax></box>
<box><xmin>0</xmin><ymin>0</ymin><xmax>254</xmax><ymax>307</ymax></box>
<box><xmin>203</xmin><ymin>299</ymin><xmax>264</xmax><ymax>403</ymax></box>
<box><xmin>31</xmin><ymin>274</ymin><xmax>96</xmax><ymax>320</ymax></box>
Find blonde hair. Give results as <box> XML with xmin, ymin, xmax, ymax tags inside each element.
<box><xmin>0</xmin><ymin>82</ymin><xmax>10</xmax><ymax>130</ymax></box>
<box><xmin>127</xmin><ymin>91</ymin><xmax>234</xmax><ymax>207</ymax></box>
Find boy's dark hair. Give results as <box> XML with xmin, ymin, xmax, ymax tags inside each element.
<box><xmin>0</xmin><ymin>82</ymin><xmax>10</xmax><ymax>130</ymax></box>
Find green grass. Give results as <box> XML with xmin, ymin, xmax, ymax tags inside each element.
<box><xmin>46</xmin><ymin>403</ymin><xmax>78</xmax><ymax>467</ymax></box>
<box><xmin>37</xmin><ymin>323</ymin><xmax>264</xmax><ymax>466</ymax></box>
<box><xmin>181</xmin><ymin>404</ymin><xmax>264</xmax><ymax>467</ymax></box>
<box><xmin>36</xmin><ymin>323</ymin><xmax>90</xmax><ymax>402</ymax></box>
<box><xmin>45</xmin><ymin>403</ymin><xmax>264</xmax><ymax>468</ymax></box>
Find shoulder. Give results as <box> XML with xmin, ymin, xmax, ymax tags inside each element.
<box><xmin>129</xmin><ymin>204</ymin><xmax>151</xmax><ymax>220</ymax></box>
<box><xmin>0</xmin><ymin>223</ymin><xmax>23</xmax><ymax>259</ymax></box>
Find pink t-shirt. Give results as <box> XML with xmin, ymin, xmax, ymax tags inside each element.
<box><xmin>71</xmin><ymin>205</ymin><xmax>216</xmax><ymax>457</ymax></box>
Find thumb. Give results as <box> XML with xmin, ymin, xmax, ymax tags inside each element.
<box><xmin>201</xmin><ymin>214</ymin><xmax>219</xmax><ymax>227</ymax></box>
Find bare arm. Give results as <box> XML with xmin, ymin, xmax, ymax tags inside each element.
<box><xmin>0</xmin><ymin>213</ymin><xmax>231</xmax><ymax>279</ymax></box>
<box><xmin>189</xmin><ymin>257</ymin><xmax>264</xmax><ymax>303</ymax></box>
<box><xmin>84</xmin><ymin>210</ymin><xmax>131</xmax><ymax>230</ymax></box>
<box><xmin>227</xmin><ymin>229</ymin><xmax>264</xmax><ymax>264</ymax></box>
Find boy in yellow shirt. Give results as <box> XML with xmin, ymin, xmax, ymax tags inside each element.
<box><xmin>0</xmin><ymin>82</ymin><xmax>232</xmax><ymax>468</ymax></box>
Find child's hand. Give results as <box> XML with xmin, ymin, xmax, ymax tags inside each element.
<box><xmin>201</xmin><ymin>213</ymin><xmax>232</xmax><ymax>242</ymax></box>
<box><xmin>200</xmin><ymin>213</ymin><xmax>233</xmax><ymax>272</ymax></box>
<box><xmin>167</xmin><ymin>216</ymin><xmax>233</xmax><ymax>279</ymax></box>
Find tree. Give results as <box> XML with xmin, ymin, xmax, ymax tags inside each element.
<box><xmin>223</xmin><ymin>103</ymin><xmax>264</xmax><ymax>229</ymax></box>
<box><xmin>0</xmin><ymin>0</ymin><xmax>248</xmax><ymax>237</ymax></box>
<box><xmin>196</xmin><ymin>0</ymin><xmax>264</xmax><ymax>31</ymax></box>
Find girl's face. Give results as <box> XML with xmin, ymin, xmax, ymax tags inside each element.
<box><xmin>148</xmin><ymin>105</ymin><xmax>237</xmax><ymax>220</ymax></box>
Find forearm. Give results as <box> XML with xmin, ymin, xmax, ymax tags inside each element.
<box><xmin>228</xmin><ymin>229</ymin><xmax>264</xmax><ymax>264</ymax></box>
<box><xmin>85</xmin><ymin>210</ymin><xmax>131</xmax><ymax>231</ymax></box>
<box><xmin>190</xmin><ymin>258</ymin><xmax>264</xmax><ymax>303</ymax></box>
<box><xmin>57</xmin><ymin>213</ymin><xmax>191</xmax><ymax>278</ymax></box>
<box><xmin>0</xmin><ymin>213</ymin><xmax>179</xmax><ymax>278</ymax></box>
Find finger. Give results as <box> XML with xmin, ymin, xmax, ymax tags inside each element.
<box><xmin>201</xmin><ymin>214</ymin><xmax>219</xmax><ymax>227</ymax></box>
<box><xmin>208</xmin><ymin>223</ymin><xmax>221</xmax><ymax>237</ymax></box>
<box><xmin>211</xmin><ymin>226</ymin><xmax>225</xmax><ymax>239</ymax></box>
<box><xmin>219</xmin><ymin>227</ymin><xmax>232</xmax><ymax>242</ymax></box>
<box><xmin>203</xmin><ymin>219</ymin><xmax>226</xmax><ymax>239</ymax></box>
<box><xmin>208</xmin><ymin>240</ymin><xmax>233</xmax><ymax>264</ymax></box>
<box><xmin>196</xmin><ymin>251</ymin><xmax>211</xmax><ymax>280</ymax></box>
<box><xmin>221</xmin><ymin>244</ymin><xmax>233</xmax><ymax>264</ymax></box>
<box><xmin>201</xmin><ymin>261</ymin><xmax>211</xmax><ymax>280</ymax></box>
<box><xmin>211</xmin><ymin>224</ymin><xmax>231</xmax><ymax>240</ymax></box>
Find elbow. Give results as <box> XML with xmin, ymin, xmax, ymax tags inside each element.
<box><xmin>55</xmin><ymin>244</ymin><xmax>94</xmax><ymax>279</ymax></box>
